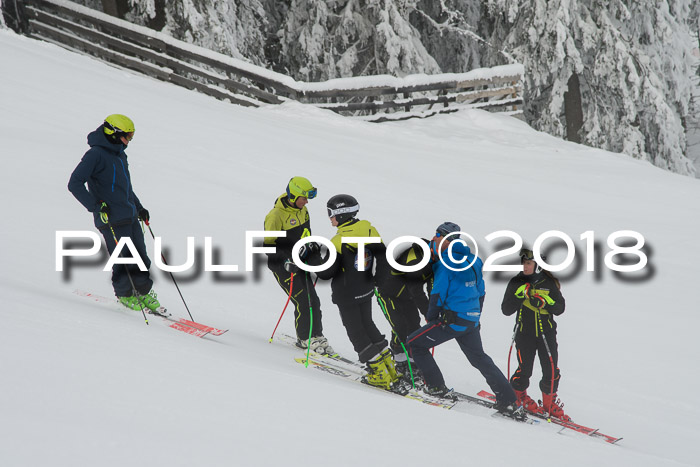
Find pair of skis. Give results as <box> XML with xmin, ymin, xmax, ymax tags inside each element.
<box><xmin>279</xmin><ymin>334</ymin><xmax>621</xmax><ymax>442</ymax></box>
<box><xmin>472</xmin><ymin>390</ymin><xmax>621</xmax><ymax>444</ymax></box>
<box><xmin>74</xmin><ymin>290</ymin><xmax>227</xmax><ymax>338</ymax></box>
<box><xmin>278</xmin><ymin>334</ymin><xmax>531</xmax><ymax>422</ymax></box>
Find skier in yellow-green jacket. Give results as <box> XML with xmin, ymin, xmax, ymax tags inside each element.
<box><xmin>264</xmin><ymin>177</ymin><xmax>334</xmax><ymax>355</ymax></box>
<box><xmin>315</xmin><ymin>194</ymin><xmax>400</xmax><ymax>391</ymax></box>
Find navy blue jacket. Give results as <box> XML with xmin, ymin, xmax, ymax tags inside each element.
<box><xmin>427</xmin><ymin>241</ymin><xmax>485</xmax><ymax>331</ymax></box>
<box><xmin>68</xmin><ymin>127</ymin><xmax>143</xmax><ymax>228</ymax></box>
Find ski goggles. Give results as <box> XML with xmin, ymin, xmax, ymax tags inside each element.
<box><xmin>113</xmin><ymin>129</ymin><xmax>134</xmax><ymax>141</ymax></box>
<box><xmin>327</xmin><ymin>204</ymin><xmax>359</xmax><ymax>218</ymax></box>
<box><xmin>300</xmin><ymin>187</ymin><xmax>317</xmax><ymax>199</ymax></box>
<box><xmin>520</xmin><ymin>248</ymin><xmax>535</xmax><ymax>261</ymax></box>
<box><xmin>520</xmin><ymin>248</ymin><xmax>547</xmax><ymax>263</ymax></box>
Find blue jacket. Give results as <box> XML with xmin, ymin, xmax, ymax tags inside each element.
<box><xmin>427</xmin><ymin>241</ymin><xmax>485</xmax><ymax>331</ymax></box>
<box><xmin>68</xmin><ymin>127</ymin><xmax>143</xmax><ymax>228</ymax></box>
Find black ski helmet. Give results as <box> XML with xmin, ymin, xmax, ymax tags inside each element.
<box><xmin>436</xmin><ymin>221</ymin><xmax>461</xmax><ymax>237</ymax></box>
<box><xmin>520</xmin><ymin>248</ymin><xmax>546</xmax><ymax>274</ymax></box>
<box><xmin>327</xmin><ymin>194</ymin><xmax>359</xmax><ymax>225</ymax></box>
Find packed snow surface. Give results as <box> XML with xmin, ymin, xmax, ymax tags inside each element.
<box><xmin>1</xmin><ymin>29</ymin><xmax>699</xmax><ymax>466</ymax></box>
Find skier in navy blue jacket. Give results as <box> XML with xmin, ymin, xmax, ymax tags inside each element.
<box><xmin>408</xmin><ymin>222</ymin><xmax>523</xmax><ymax>418</ymax></box>
<box><xmin>68</xmin><ymin>114</ymin><xmax>160</xmax><ymax>312</ymax></box>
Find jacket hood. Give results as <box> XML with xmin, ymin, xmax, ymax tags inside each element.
<box><xmin>274</xmin><ymin>193</ymin><xmax>300</xmax><ymax>212</ymax></box>
<box><xmin>87</xmin><ymin>125</ymin><xmax>124</xmax><ymax>154</ymax></box>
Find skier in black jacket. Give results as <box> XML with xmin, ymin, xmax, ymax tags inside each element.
<box><xmin>68</xmin><ymin>114</ymin><xmax>160</xmax><ymax>312</ymax></box>
<box><xmin>375</xmin><ymin>239</ymin><xmax>433</xmax><ymax>379</ymax></box>
<box><xmin>501</xmin><ymin>248</ymin><xmax>569</xmax><ymax>420</ymax></box>
<box><xmin>315</xmin><ymin>194</ymin><xmax>399</xmax><ymax>391</ymax></box>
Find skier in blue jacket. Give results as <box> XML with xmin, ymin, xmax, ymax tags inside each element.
<box><xmin>68</xmin><ymin>114</ymin><xmax>160</xmax><ymax>312</ymax></box>
<box><xmin>408</xmin><ymin>222</ymin><xmax>522</xmax><ymax>418</ymax></box>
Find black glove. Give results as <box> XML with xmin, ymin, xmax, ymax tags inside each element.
<box><xmin>298</xmin><ymin>242</ymin><xmax>320</xmax><ymax>260</ymax></box>
<box><xmin>99</xmin><ymin>202</ymin><xmax>110</xmax><ymax>214</ymax></box>
<box><xmin>138</xmin><ymin>208</ymin><xmax>150</xmax><ymax>222</ymax></box>
<box><xmin>284</xmin><ymin>259</ymin><xmax>299</xmax><ymax>273</ymax></box>
<box><xmin>530</xmin><ymin>293</ymin><xmax>546</xmax><ymax>309</ymax></box>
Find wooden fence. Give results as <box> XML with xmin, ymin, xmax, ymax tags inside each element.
<box><xmin>23</xmin><ymin>0</ymin><xmax>524</xmax><ymax>121</ymax></box>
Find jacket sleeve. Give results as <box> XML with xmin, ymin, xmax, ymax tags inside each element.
<box><xmin>263</xmin><ymin>209</ymin><xmax>288</xmax><ymax>266</ymax></box>
<box><xmin>133</xmin><ymin>192</ymin><xmax>144</xmax><ymax>211</ymax></box>
<box><xmin>545</xmin><ymin>278</ymin><xmax>566</xmax><ymax>316</ymax></box>
<box><xmin>426</xmin><ymin>265</ymin><xmax>449</xmax><ymax>321</ymax></box>
<box><xmin>406</xmin><ymin>281</ymin><xmax>429</xmax><ymax>316</ymax></box>
<box><xmin>68</xmin><ymin>151</ymin><xmax>100</xmax><ymax>212</ymax></box>
<box><xmin>314</xmin><ymin>246</ymin><xmax>341</xmax><ymax>280</ymax></box>
<box><xmin>501</xmin><ymin>277</ymin><xmax>523</xmax><ymax>316</ymax></box>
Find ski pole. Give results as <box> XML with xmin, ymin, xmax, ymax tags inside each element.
<box><xmin>303</xmin><ymin>271</ymin><xmax>313</xmax><ymax>367</ymax></box>
<box><xmin>507</xmin><ymin>322</ymin><xmax>517</xmax><ymax>379</ymax></box>
<box><xmin>105</xmin><ymin>217</ymin><xmax>149</xmax><ymax>325</ymax></box>
<box><xmin>537</xmin><ymin>310</ymin><xmax>556</xmax><ymax>419</ymax></box>
<box><xmin>269</xmin><ymin>272</ymin><xmax>295</xmax><ymax>342</ymax></box>
<box><xmin>374</xmin><ymin>289</ymin><xmax>414</xmax><ymax>388</ymax></box>
<box><xmin>143</xmin><ymin>220</ymin><xmax>195</xmax><ymax>322</ymax></box>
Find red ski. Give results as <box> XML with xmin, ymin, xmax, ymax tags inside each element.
<box><xmin>477</xmin><ymin>390</ymin><xmax>621</xmax><ymax>444</ymax></box>
<box><xmin>171</xmin><ymin>318</ymin><xmax>228</xmax><ymax>337</ymax></box>
<box><xmin>74</xmin><ymin>290</ymin><xmax>228</xmax><ymax>338</ymax></box>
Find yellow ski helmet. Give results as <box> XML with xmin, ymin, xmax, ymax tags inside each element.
<box><xmin>286</xmin><ymin>176</ymin><xmax>317</xmax><ymax>202</ymax></box>
<box><xmin>103</xmin><ymin>114</ymin><xmax>135</xmax><ymax>139</ymax></box>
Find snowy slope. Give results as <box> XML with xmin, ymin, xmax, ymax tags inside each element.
<box><xmin>1</xmin><ymin>29</ymin><xmax>699</xmax><ymax>466</ymax></box>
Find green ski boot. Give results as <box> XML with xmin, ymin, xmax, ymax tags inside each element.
<box><xmin>119</xmin><ymin>295</ymin><xmax>144</xmax><ymax>311</ymax></box>
<box><xmin>139</xmin><ymin>290</ymin><xmax>162</xmax><ymax>312</ymax></box>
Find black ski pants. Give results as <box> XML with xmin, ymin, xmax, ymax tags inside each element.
<box><xmin>510</xmin><ymin>328</ymin><xmax>561</xmax><ymax>395</ymax></box>
<box><xmin>99</xmin><ymin>220</ymin><xmax>153</xmax><ymax>297</ymax></box>
<box><xmin>381</xmin><ymin>293</ymin><xmax>424</xmax><ymax>355</ymax></box>
<box><xmin>270</xmin><ymin>267</ymin><xmax>323</xmax><ymax>341</ymax></box>
<box><xmin>337</xmin><ymin>299</ymin><xmax>387</xmax><ymax>363</ymax></box>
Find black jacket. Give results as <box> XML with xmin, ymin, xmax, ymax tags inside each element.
<box><xmin>375</xmin><ymin>239</ymin><xmax>433</xmax><ymax>299</ymax></box>
<box><xmin>501</xmin><ymin>271</ymin><xmax>565</xmax><ymax>336</ymax></box>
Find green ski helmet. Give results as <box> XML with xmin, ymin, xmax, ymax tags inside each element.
<box><xmin>103</xmin><ymin>114</ymin><xmax>135</xmax><ymax>142</ymax></box>
<box><xmin>286</xmin><ymin>176</ymin><xmax>317</xmax><ymax>202</ymax></box>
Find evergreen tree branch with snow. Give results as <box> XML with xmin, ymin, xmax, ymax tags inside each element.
<box><xmin>69</xmin><ymin>0</ymin><xmax>698</xmax><ymax>176</ymax></box>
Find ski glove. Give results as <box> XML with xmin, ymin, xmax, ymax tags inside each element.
<box><xmin>138</xmin><ymin>208</ymin><xmax>150</xmax><ymax>223</ymax></box>
<box><xmin>283</xmin><ymin>259</ymin><xmax>299</xmax><ymax>273</ymax></box>
<box><xmin>99</xmin><ymin>202</ymin><xmax>110</xmax><ymax>224</ymax></box>
<box><xmin>530</xmin><ymin>294</ymin><xmax>546</xmax><ymax>309</ymax></box>
<box><xmin>298</xmin><ymin>242</ymin><xmax>320</xmax><ymax>260</ymax></box>
<box><xmin>515</xmin><ymin>283</ymin><xmax>531</xmax><ymax>299</ymax></box>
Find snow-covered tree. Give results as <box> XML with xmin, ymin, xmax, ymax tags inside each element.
<box><xmin>409</xmin><ymin>0</ymin><xmax>494</xmax><ymax>72</ymax></box>
<box><xmin>482</xmin><ymin>0</ymin><xmax>696</xmax><ymax>175</ymax></box>
<box><xmin>67</xmin><ymin>0</ymin><xmax>699</xmax><ymax>176</ymax></box>
<box><xmin>278</xmin><ymin>0</ymin><xmax>439</xmax><ymax>80</ymax></box>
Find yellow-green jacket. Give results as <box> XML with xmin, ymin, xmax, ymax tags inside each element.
<box><xmin>316</xmin><ymin>218</ymin><xmax>386</xmax><ymax>304</ymax></box>
<box><xmin>263</xmin><ymin>194</ymin><xmax>311</xmax><ymax>268</ymax></box>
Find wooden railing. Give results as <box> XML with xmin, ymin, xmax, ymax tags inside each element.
<box><xmin>23</xmin><ymin>0</ymin><xmax>524</xmax><ymax>121</ymax></box>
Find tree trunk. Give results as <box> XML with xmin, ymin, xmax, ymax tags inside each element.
<box><xmin>101</xmin><ymin>0</ymin><xmax>129</xmax><ymax>19</ymax></box>
<box><xmin>564</xmin><ymin>73</ymin><xmax>583</xmax><ymax>144</ymax></box>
